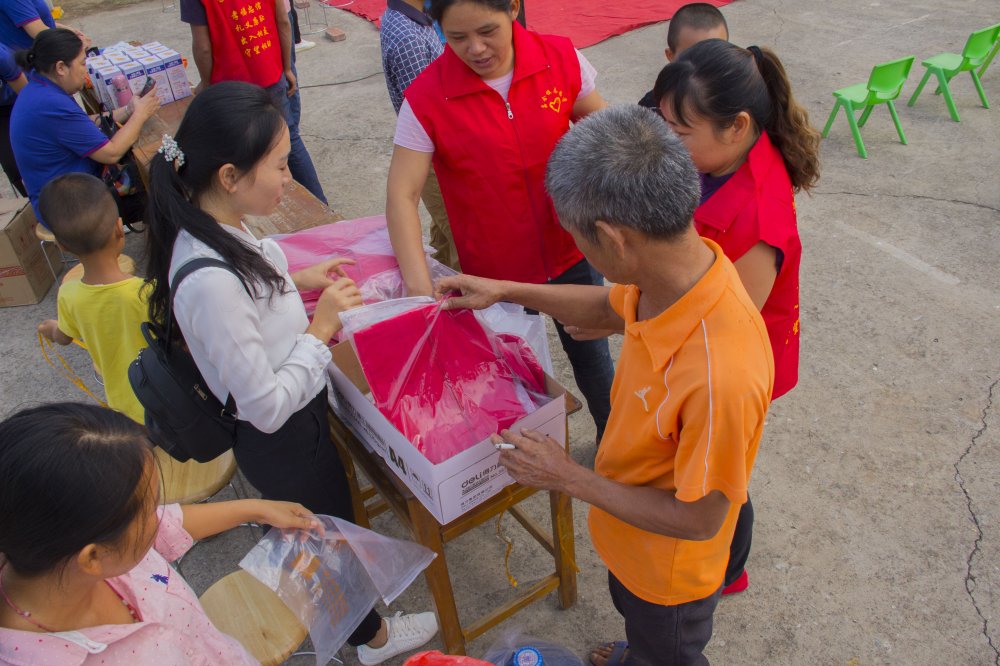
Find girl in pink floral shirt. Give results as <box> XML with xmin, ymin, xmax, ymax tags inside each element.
<box><xmin>0</xmin><ymin>402</ymin><xmax>320</xmax><ymax>666</ymax></box>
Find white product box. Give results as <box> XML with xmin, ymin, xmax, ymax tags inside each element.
<box><xmin>95</xmin><ymin>65</ymin><xmax>121</xmax><ymax>109</ymax></box>
<box><xmin>327</xmin><ymin>343</ymin><xmax>568</xmax><ymax>524</ymax></box>
<box><xmin>124</xmin><ymin>48</ymin><xmax>148</xmax><ymax>60</ymax></box>
<box><xmin>104</xmin><ymin>52</ymin><xmax>131</xmax><ymax>66</ymax></box>
<box><xmin>157</xmin><ymin>50</ymin><xmax>191</xmax><ymax>101</ymax></box>
<box><xmin>118</xmin><ymin>60</ymin><xmax>147</xmax><ymax>98</ymax></box>
<box><xmin>136</xmin><ymin>55</ymin><xmax>174</xmax><ymax>104</ymax></box>
<box><xmin>142</xmin><ymin>41</ymin><xmax>164</xmax><ymax>50</ymax></box>
<box><xmin>145</xmin><ymin>45</ymin><xmax>169</xmax><ymax>54</ymax></box>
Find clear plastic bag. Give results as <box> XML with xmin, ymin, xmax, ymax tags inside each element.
<box><xmin>345</xmin><ymin>299</ymin><xmax>550</xmax><ymax>464</ymax></box>
<box><xmin>239</xmin><ymin>515</ymin><xmax>435</xmax><ymax>666</ymax></box>
<box><xmin>481</xmin><ymin>628</ymin><xmax>584</xmax><ymax>666</ymax></box>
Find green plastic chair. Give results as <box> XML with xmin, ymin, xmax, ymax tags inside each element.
<box><xmin>822</xmin><ymin>56</ymin><xmax>915</xmax><ymax>159</ymax></box>
<box><xmin>907</xmin><ymin>23</ymin><xmax>1000</xmax><ymax>122</ymax></box>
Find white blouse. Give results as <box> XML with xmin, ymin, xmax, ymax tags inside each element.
<box><xmin>170</xmin><ymin>223</ymin><xmax>331</xmax><ymax>434</ymax></box>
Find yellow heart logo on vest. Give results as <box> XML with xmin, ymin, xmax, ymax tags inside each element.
<box><xmin>541</xmin><ymin>88</ymin><xmax>569</xmax><ymax>113</ymax></box>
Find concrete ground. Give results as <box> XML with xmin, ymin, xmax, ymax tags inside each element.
<box><xmin>2</xmin><ymin>0</ymin><xmax>999</xmax><ymax>663</ymax></box>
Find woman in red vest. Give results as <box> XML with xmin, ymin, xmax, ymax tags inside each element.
<box><xmin>385</xmin><ymin>0</ymin><xmax>614</xmax><ymax>440</ymax></box>
<box><xmin>651</xmin><ymin>38</ymin><xmax>820</xmax><ymax>601</ymax></box>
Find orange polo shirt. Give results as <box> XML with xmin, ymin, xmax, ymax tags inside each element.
<box><xmin>589</xmin><ymin>238</ymin><xmax>774</xmax><ymax>606</ymax></box>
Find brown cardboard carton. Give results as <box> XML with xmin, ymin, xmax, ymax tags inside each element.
<box><xmin>0</xmin><ymin>201</ymin><xmax>60</xmax><ymax>307</ymax></box>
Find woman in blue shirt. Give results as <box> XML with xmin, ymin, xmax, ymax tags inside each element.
<box><xmin>0</xmin><ymin>44</ymin><xmax>28</xmax><ymax>195</ymax></box>
<box><xmin>10</xmin><ymin>29</ymin><xmax>159</xmax><ymax>227</ymax></box>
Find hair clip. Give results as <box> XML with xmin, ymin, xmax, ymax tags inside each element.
<box><xmin>158</xmin><ymin>134</ymin><xmax>185</xmax><ymax>171</ymax></box>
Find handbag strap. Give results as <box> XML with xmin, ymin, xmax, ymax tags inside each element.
<box><xmin>168</xmin><ymin>257</ymin><xmax>251</xmax><ymax>415</ymax></box>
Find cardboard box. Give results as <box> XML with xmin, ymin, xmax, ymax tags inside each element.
<box><xmin>158</xmin><ymin>50</ymin><xmax>192</xmax><ymax>101</ymax></box>
<box><xmin>118</xmin><ymin>60</ymin><xmax>147</xmax><ymax>98</ymax></box>
<box><xmin>327</xmin><ymin>343</ymin><xmax>568</xmax><ymax>524</ymax></box>
<box><xmin>142</xmin><ymin>41</ymin><xmax>164</xmax><ymax>51</ymax></box>
<box><xmin>104</xmin><ymin>51</ymin><xmax>131</xmax><ymax>66</ymax></box>
<box><xmin>0</xmin><ymin>201</ymin><xmax>60</xmax><ymax>307</ymax></box>
<box><xmin>136</xmin><ymin>55</ymin><xmax>175</xmax><ymax>105</ymax></box>
<box><xmin>145</xmin><ymin>45</ymin><xmax>169</xmax><ymax>54</ymax></box>
<box><xmin>95</xmin><ymin>65</ymin><xmax>122</xmax><ymax>109</ymax></box>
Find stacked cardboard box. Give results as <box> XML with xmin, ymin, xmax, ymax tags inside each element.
<box><xmin>0</xmin><ymin>201</ymin><xmax>61</xmax><ymax>307</ymax></box>
<box><xmin>86</xmin><ymin>41</ymin><xmax>192</xmax><ymax>110</ymax></box>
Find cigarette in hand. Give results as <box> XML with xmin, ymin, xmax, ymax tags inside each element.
<box><xmin>494</xmin><ymin>442</ymin><xmax>516</xmax><ymax>451</ymax></box>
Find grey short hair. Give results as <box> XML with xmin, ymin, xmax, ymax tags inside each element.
<box><xmin>545</xmin><ymin>104</ymin><xmax>700</xmax><ymax>242</ymax></box>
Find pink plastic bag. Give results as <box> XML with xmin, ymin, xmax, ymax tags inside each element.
<box><xmin>273</xmin><ymin>216</ymin><xmax>399</xmax><ymax>314</ymax></box>
<box><xmin>350</xmin><ymin>301</ymin><xmax>548</xmax><ymax>464</ymax></box>
<box><xmin>405</xmin><ymin>652</ymin><xmax>493</xmax><ymax>666</ymax></box>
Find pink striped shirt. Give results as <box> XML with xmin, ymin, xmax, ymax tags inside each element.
<box><xmin>0</xmin><ymin>504</ymin><xmax>256</xmax><ymax>666</ymax></box>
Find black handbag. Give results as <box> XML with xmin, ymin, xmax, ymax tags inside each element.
<box><xmin>97</xmin><ymin>112</ymin><xmax>146</xmax><ymax>230</ymax></box>
<box><xmin>128</xmin><ymin>258</ymin><xmax>248</xmax><ymax>462</ymax></box>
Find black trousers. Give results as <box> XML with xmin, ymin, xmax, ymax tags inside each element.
<box><xmin>0</xmin><ymin>104</ymin><xmax>26</xmax><ymax>196</ymax></box>
<box><xmin>609</xmin><ymin>572</ymin><xmax>720</xmax><ymax>666</ymax></box>
<box><xmin>724</xmin><ymin>496</ymin><xmax>754</xmax><ymax>586</ymax></box>
<box><xmin>234</xmin><ymin>388</ymin><xmax>381</xmax><ymax>647</ymax></box>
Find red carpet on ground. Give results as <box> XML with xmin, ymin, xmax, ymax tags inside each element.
<box><xmin>328</xmin><ymin>0</ymin><xmax>732</xmax><ymax>48</ymax></box>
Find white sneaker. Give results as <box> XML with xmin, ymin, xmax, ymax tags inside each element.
<box><xmin>294</xmin><ymin>39</ymin><xmax>317</xmax><ymax>52</ymax></box>
<box><xmin>356</xmin><ymin>611</ymin><xmax>438</xmax><ymax>665</ymax></box>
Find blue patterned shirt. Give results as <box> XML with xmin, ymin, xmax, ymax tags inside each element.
<box><xmin>380</xmin><ymin>0</ymin><xmax>443</xmax><ymax>114</ymax></box>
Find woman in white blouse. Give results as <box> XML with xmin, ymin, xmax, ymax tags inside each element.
<box><xmin>144</xmin><ymin>82</ymin><xmax>438</xmax><ymax>665</ymax></box>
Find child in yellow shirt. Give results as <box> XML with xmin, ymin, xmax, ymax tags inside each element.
<box><xmin>38</xmin><ymin>173</ymin><xmax>147</xmax><ymax>423</ymax></box>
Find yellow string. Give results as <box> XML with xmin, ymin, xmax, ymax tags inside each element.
<box><xmin>495</xmin><ymin>511</ymin><xmax>518</xmax><ymax>588</ymax></box>
<box><xmin>38</xmin><ymin>332</ymin><xmax>108</xmax><ymax>408</ymax></box>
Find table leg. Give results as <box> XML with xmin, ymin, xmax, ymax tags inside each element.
<box><xmin>549</xmin><ymin>490</ymin><xmax>577</xmax><ymax>609</ymax></box>
<box><xmin>409</xmin><ymin>499</ymin><xmax>466</xmax><ymax>655</ymax></box>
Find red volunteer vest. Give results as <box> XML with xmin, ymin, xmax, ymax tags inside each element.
<box><xmin>694</xmin><ymin>132</ymin><xmax>801</xmax><ymax>399</ymax></box>
<box><xmin>405</xmin><ymin>23</ymin><xmax>584</xmax><ymax>283</ymax></box>
<box><xmin>203</xmin><ymin>0</ymin><xmax>283</xmax><ymax>87</ymax></box>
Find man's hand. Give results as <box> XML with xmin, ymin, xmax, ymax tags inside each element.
<box><xmin>285</xmin><ymin>69</ymin><xmax>297</xmax><ymax>97</ymax></box>
<box><xmin>435</xmin><ymin>274</ymin><xmax>506</xmax><ymax>311</ymax></box>
<box><xmin>291</xmin><ymin>258</ymin><xmax>355</xmax><ymax>291</ymax></box>
<box><xmin>494</xmin><ymin>428</ymin><xmax>582</xmax><ymax>493</ymax></box>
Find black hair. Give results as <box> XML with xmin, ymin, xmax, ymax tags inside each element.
<box><xmin>0</xmin><ymin>403</ymin><xmax>156</xmax><ymax>577</ymax></box>
<box><xmin>14</xmin><ymin>28</ymin><xmax>83</xmax><ymax>76</ymax></box>
<box><xmin>145</xmin><ymin>81</ymin><xmax>289</xmax><ymax>332</ymax></box>
<box><xmin>667</xmin><ymin>3</ymin><xmax>728</xmax><ymax>51</ymax></box>
<box><xmin>38</xmin><ymin>173</ymin><xmax>119</xmax><ymax>255</ymax></box>
<box><xmin>428</xmin><ymin>0</ymin><xmax>513</xmax><ymax>23</ymax></box>
<box><xmin>653</xmin><ymin>39</ymin><xmax>821</xmax><ymax>192</ymax></box>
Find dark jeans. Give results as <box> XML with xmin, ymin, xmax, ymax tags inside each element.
<box><xmin>0</xmin><ymin>104</ymin><xmax>26</xmax><ymax>196</ymax></box>
<box><xmin>725</xmin><ymin>496</ymin><xmax>754</xmax><ymax>586</ymax></box>
<box><xmin>265</xmin><ymin>75</ymin><xmax>328</xmax><ymax>205</ymax></box>
<box><xmin>233</xmin><ymin>388</ymin><xmax>381</xmax><ymax>647</ymax></box>
<box><xmin>546</xmin><ymin>259</ymin><xmax>614</xmax><ymax>440</ymax></box>
<box><xmin>609</xmin><ymin>572</ymin><xmax>720</xmax><ymax>666</ymax></box>
<box><xmin>290</xmin><ymin>5</ymin><xmax>302</xmax><ymax>43</ymax></box>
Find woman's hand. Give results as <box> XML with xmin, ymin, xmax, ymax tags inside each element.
<box><xmin>560</xmin><ymin>323</ymin><xmax>619</xmax><ymax>342</ymax></box>
<box><xmin>307</xmin><ymin>277</ymin><xmax>363</xmax><ymax>342</ymax></box>
<box><xmin>130</xmin><ymin>90</ymin><xmax>161</xmax><ymax>122</ymax></box>
<box><xmin>253</xmin><ymin>500</ymin><xmax>321</xmax><ymax>532</ymax></box>
<box><xmin>291</xmin><ymin>258</ymin><xmax>355</xmax><ymax>291</ymax></box>
<box><xmin>435</xmin><ymin>274</ymin><xmax>507</xmax><ymax>311</ymax></box>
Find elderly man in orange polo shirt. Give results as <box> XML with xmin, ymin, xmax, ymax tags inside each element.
<box><xmin>435</xmin><ymin>104</ymin><xmax>774</xmax><ymax>666</ymax></box>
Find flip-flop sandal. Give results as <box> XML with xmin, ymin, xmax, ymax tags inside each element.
<box><xmin>590</xmin><ymin>640</ymin><xmax>628</xmax><ymax>666</ymax></box>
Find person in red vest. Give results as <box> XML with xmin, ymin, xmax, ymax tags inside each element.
<box><xmin>651</xmin><ymin>38</ymin><xmax>820</xmax><ymax>601</ymax></box>
<box><xmin>385</xmin><ymin>0</ymin><xmax>614</xmax><ymax>442</ymax></box>
<box><xmin>181</xmin><ymin>0</ymin><xmax>328</xmax><ymax>204</ymax></box>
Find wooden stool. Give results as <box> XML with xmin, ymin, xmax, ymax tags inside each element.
<box><xmin>33</xmin><ymin>223</ymin><xmax>64</xmax><ymax>280</ymax></box>
<box><xmin>327</xmin><ymin>393</ymin><xmax>582</xmax><ymax>656</ymax></box>
<box><xmin>61</xmin><ymin>255</ymin><xmax>137</xmax><ymax>284</ymax></box>
<box><xmin>155</xmin><ymin>447</ymin><xmax>238</xmax><ymax>505</ymax></box>
<box><xmin>200</xmin><ymin>570</ymin><xmax>309</xmax><ymax>666</ymax></box>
